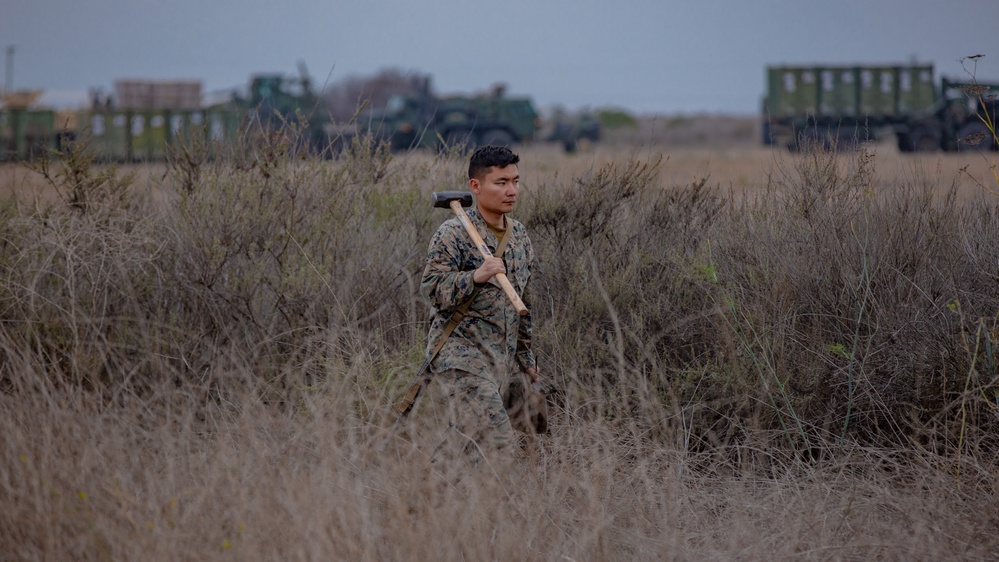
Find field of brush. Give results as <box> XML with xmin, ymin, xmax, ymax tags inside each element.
<box><xmin>2</xmin><ymin>122</ymin><xmax>999</xmax><ymax>561</ymax></box>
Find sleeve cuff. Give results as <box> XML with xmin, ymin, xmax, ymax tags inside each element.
<box><xmin>516</xmin><ymin>352</ymin><xmax>536</xmax><ymax>372</ymax></box>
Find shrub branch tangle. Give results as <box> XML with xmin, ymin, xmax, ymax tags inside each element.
<box><xmin>3</xmin><ymin>122</ymin><xmax>999</xmax><ymax>558</ymax></box>
<box><xmin>519</xmin><ymin>146</ymin><xmax>997</xmax><ymax>458</ymax></box>
<box><xmin>2</xmin><ymin>129</ymin><xmax>998</xmax><ymax>450</ymax></box>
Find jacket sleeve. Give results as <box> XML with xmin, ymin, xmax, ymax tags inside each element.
<box><xmin>421</xmin><ymin>222</ymin><xmax>479</xmax><ymax>312</ymax></box>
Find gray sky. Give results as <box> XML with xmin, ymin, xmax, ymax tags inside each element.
<box><xmin>4</xmin><ymin>0</ymin><xmax>999</xmax><ymax>115</ymax></box>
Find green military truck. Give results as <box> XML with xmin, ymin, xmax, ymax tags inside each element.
<box><xmin>238</xmin><ymin>69</ymin><xmax>333</xmax><ymax>155</ymax></box>
<box><xmin>358</xmin><ymin>82</ymin><xmax>541</xmax><ymax>152</ymax></box>
<box><xmin>762</xmin><ymin>63</ymin><xmax>998</xmax><ymax>152</ymax></box>
<box><xmin>545</xmin><ymin>110</ymin><xmax>602</xmax><ymax>152</ymax></box>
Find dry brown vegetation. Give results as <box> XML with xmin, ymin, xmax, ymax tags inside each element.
<box><xmin>2</xmin><ymin>122</ymin><xmax>999</xmax><ymax>561</ymax></box>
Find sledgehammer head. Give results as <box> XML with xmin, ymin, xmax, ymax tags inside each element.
<box><xmin>432</xmin><ymin>191</ymin><xmax>473</xmax><ymax>209</ymax></box>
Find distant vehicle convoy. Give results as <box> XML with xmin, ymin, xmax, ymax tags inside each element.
<box><xmin>0</xmin><ymin>69</ymin><xmax>599</xmax><ymax>162</ymax></box>
<box><xmin>763</xmin><ymin>63</ymin><xmax>998</xmax><ymax>152</ymax></box>
<box><xmin>7</xmin><ymin>63</ymin><xmax>997</xmax><ymax>162</ymax></box>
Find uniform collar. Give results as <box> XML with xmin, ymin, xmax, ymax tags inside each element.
<box><xmin>466</xmin><ymin>206</ymin><xmax>503</xmax><ymax>247</ymax></box>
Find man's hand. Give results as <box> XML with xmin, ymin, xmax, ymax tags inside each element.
<box><xmin>473</xmin><ymin>256</ymin><xmax>506</xmax><ymax>284</ymax></box>
<box><xmin>525</xmin><ymin>366</ymin><xmax>540</xmax><ymax>384</ymax></box>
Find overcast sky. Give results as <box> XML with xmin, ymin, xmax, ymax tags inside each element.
<box><xmin>3</xmin><ymin>0</ymin><xmax>999</xmax><ymax>115</ymax></box>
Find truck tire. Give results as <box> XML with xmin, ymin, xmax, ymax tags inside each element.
<box><xmin>909</xmin><ymin>127</ymin><xmax>941</xmax><ymax>152</ymax></box>
<box><xmin>956</xmin><ymin>121</ymin><xmax>996</xmax><ymax>151</ymax></box>
<box><xmin>834</xmin><ymin>131</ymin><xmax>860</xmax><ymax>152</ymax></box>
<box><xmin>479</xmin><ymin>129</ymin><xmax>514</xmax><ymax>147</ymax></box>
<box><xmin>896</xmin><ymin>132</ymin><xmax>913</xmax><ymax>153</ymax></box>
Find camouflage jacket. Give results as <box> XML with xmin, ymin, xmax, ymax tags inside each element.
<box><xmin>421</xmin><ymin>206</ymin><xmax>536</xmax><ymax>382</ymax></box>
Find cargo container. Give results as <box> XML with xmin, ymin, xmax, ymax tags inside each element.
<box><xmin>762</xmin><ymin>63</ymin><xmax>998</xmax><ymax>152</ymax></box>
<box><xmin>76</xmin><ymin>110</ymin><xmax>132</xmax><ymax>161</ymax></box>
<box><xmin>65</xmin><ymin>107</ymin><xmax>243</xmax><ymax>162</ymax></box>
<box><xmin>0</xmin><ymin>109</ymin><xmax>57</xmax><ymax>161</ymax></box>
<box><xmin>130</xmin><ymin>111</ymin><xmax>168</xmax><ymax>160</ymax></box>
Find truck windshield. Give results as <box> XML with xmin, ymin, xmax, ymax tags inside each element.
<box><xmin>386</xmin><ymin>96</ymin><xmax>405</xmax><ymax>116</ymax></box>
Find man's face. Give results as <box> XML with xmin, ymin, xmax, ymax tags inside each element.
<box><xmin>470</xmin><ymin>164</ymin><xmax>520</xmax><ymax>220</ymax></box>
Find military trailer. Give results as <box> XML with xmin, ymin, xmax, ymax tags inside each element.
<box><xmin>0</xmin><ymin>108</ymin><xmax>57</xmax><ymax>161</ymax></box>
<box><xmin>72</xmin><ymin>108</ymin><xmax>241</xmax><ymax>162</ymax></box>
<box><xmin>358</xmin><ymin>82</ymin><xmax>541</xmax><ymax>152</ymax></box>
<box><xmin>762</xmin><ymin>63</ymin><xmax>998</xmax><ymax>152</ymax></box>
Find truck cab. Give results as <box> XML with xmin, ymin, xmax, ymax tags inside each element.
<box><xmin>896</xmin><ymin>78</ymin><xmax>998</xmax><ymax>152</ymax></box>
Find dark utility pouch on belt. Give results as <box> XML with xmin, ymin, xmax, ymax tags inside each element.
<box><xmin>503</xmin><ymin>374</ymin><xmax>549</xmax><ymax>435</ymax></box>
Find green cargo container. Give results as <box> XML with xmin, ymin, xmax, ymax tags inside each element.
<box><xmin>766</xmin><ymin>64</ymin><xmax>937</xmax><ymax>122</ymax></box>
<box><xmin>131</xmin><ymin>110</ymin><xmax>170</xmax><ymax>161</ymax></box>
<box><xmin>159</xmin><ymin>110</ymin><xmax>204</xmax><ymax>157</ymax></box>
<box><xmin>816</xmin><ymin>67</ymin><xmax>860</xmax><ymax>117</ymax></box>
<box><xmin>761</xmin><ymin>63</ymin><xmax>979</xmax><ymax>151</ymax></box>
<box><xmin>859</xmin><ymin>66</ymin><xmax>899</xmax><ymax>116</ymax></box>
<box><xmin>0</xmin><ymin>109</ymin><xmax>56</xmax><ymax>160</ymax></box>
<box><xmin>766</xmin><ymin>67</ymin><xmax>820</xmax><ymax>118</ymax></box>
<box><xmin>0</xmin><ymin>110</ymin><xmax>12</xmax><ymax>160</ymax></box>
<box><xmin>205</xmin><ymin>109</ymin><xmax>243</xmax><ymax>147</ymax></box>
<box><xmin>157</xmin><ymin>108</ymin><xmax>243</xmax><ymax>155</ymax></box>
<box><xmin>896</xmin><ymin>66</ymin><xmax>936</xmax><ymax>114</ymax></box>
<box><xmin>167</xmin><ymin>110</ymin><xmax>202</xmax><ymax>145</ymax></box>
<box><xmin>24</xmin><ymin>110</ymin><xmax>57</xmax><ymax>159</ymax></box>
<box><xmin>77</xmin><ymin>110</ymin><xmax>131</xmax><ymax>161</ymax></box>
<box><xmin>64</xmin><ymin>107</ymin><xmax>245</xmax><ymax>161</ymax></box>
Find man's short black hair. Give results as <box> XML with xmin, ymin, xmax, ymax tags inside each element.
<box><xmin>468</xmin><ymin>145</ymin><xmax>520</xmax><ymax>180</ymax></box>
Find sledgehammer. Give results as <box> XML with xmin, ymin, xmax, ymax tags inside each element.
<box><xmin>432</xmin><ymin>191</ymin><xmax>528</xmax><ymax>316</ymax></box>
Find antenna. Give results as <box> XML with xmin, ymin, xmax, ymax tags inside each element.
<box><xmin>4</xmin><ymin>45</ymin><xmax>14</xmax><ymax>94</ymax></box>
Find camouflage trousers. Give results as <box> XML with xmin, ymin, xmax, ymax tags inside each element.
<box><xmin>434</xmin><ymin>368</ymin><xmax>515</xmax><ymax>463</ymax></box>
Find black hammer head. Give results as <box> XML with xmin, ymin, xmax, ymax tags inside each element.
<box><xmin>432</xmin><ymin>191</ymin><xmax>473</xmax><ymax>209</ymax></box>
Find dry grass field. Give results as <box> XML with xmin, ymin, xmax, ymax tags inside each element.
<box><xmin>2</xmin><ymin>117</ymin><xmax>999</xmax><ymax>561</ymax></box>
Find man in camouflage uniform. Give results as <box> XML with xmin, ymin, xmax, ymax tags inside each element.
<box><xmin>421</xmin><ymin>145</ymin><xmax>539</xmax><ymax>462</ymax></box>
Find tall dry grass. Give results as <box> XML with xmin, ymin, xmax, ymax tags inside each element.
<box><xmin>1</xmin><ymin>125</ymin><xmax>998</xmax><ymax>560</ymax></box>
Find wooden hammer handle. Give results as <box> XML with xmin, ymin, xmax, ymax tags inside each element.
<box><xmin>450</xmin><ymin>201</ymin><xmax>529</xmax><ymax>316</ymax></box>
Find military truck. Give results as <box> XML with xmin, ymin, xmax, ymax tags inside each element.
<box><xmin>358</xmin><ymin>80</ymin><xmax>541</xmax><ymax>151</ymax></box>
<box><xmin>235</xmin><ymin>62</ymin><xmax>334</xmax><ymax>155</ymax></box>
<box><xmin>545</xmin><ymin>110</ymin><xmax>602</xmax><ymax>152</ymax></box>
<box><xmin>762</xmin><ymin>63</ymin><xmax>998</xmax><ymax>152</ymax></box>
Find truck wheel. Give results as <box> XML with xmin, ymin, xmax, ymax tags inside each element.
<box><xmin>909</xmin><ymin>127</ymin><xmax>941</xmax><ymax>152</ymax></box>
<box><xmin>834</xmin><ymin>132</ymin><xmax>860</xmax><ymax>152</ymax></box>
<box><xmin>575</xmin><ymin>135</ymin><xmax>595</xmax><ymax>152</ymax></box>
<box><xmin>479</xmin><ymin>129</ymin><xmax>514</xmax><ymax>147</ymax></box>
<box><xmin>762</xmin><ymin>119</ymin><xmax>774</xmax><ymax>145</ymax></box>
<box><xmin>956</xmin><ymin>121</ymin><xmax>996</xmax><ymax>151</ymax></box>
<box><xmin>896</xmin><ymin>132</ymin><xmax>913</xmax><ymax>153</ymax></box>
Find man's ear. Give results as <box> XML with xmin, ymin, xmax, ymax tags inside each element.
<box><xmin>469</xmin><ymin>177</ymin><xmax>480</xmax><ymax>194</ymax></box>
